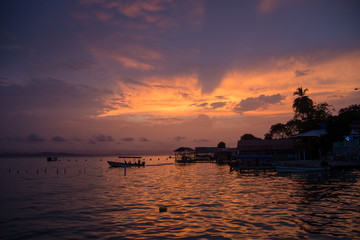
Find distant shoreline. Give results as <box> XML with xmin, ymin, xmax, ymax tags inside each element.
<box><xmin>0</xmin><ymin>152</ymin><xmax>103</xmax><ymax>158</ymax></box>
<box><xmin>0</xmin><ymin>152</ymin><xmax>173</xmax><ymax>158</ymax></box>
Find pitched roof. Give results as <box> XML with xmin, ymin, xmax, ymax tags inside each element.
<box><xmin>291</xmin><ymin>129</ymin><xmax>327</xmax><ymax>137</ymax></box>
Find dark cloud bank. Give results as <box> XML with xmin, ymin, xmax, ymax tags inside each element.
<box><xmin>234</xmin><ymin>94</ymin><xmax>285</xmax><ymax>113</ymax></box>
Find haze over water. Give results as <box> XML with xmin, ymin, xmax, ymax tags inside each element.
<box><xmin>1</xmin><ymin>156</ymin><xmax>360</xmax><ymax>239</ymax></box>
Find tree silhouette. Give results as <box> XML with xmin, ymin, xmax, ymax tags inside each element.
<box><xmin>217</xmin><ymin>141</ymin><xmax>226</xmax><ymax>148</ymax></box>
<box><xmin>264</xmin><ymin>119</ymin><xmax>301</xmax><ymax>139</ymax></box>
<box><xmin>240</xmin><ymin>134</ymin><xmax>258</xmax><ymax>140</ymax></box>
<box><xmin>293</xmin><ymin>87</ymin><xmax>314</xmax><ymax>120</ymax></box>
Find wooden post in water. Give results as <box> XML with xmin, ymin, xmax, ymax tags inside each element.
<box><xmin>124</xmin><ymin>165</ymin><xmax>127</xmax><ymax>176</ymax></box>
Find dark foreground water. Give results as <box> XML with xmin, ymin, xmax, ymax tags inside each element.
<box><xmin>1</xmin><ymin>156</ymin><xmax>360</xmax><ymax>239</ymax></box>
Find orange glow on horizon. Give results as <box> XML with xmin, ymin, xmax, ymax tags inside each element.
<box><xmin>99</xmin><ymin>50</ymin><xmax>360</xmax><ymax>119</ymax></box>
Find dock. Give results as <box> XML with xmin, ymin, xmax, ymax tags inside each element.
<box><xmin>277</xmin><ymin>159</ymin><xmax>360</xmax><ymax>170</ymax></box>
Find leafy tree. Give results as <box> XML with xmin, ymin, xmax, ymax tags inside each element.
<box><xmin>313</xmin><ymin>103</ymin><xmax>335</xmax><ymax>121</ymax></box>
<box><xmin>240</xmin><ymin>134</ymin><xmax>258</xmax><ymax>140</ymax></box>
<box><xmin>217</xmin><ymin>141</ymin><xmax>226</xmax><ymax>148</ymax></box>
<box><xmin>265</xmin><ymin>123</ymin><xmax>287</xmax><ymax>139</ymax></box>
<box><xmin>326</xmin><ymin>104</ymin><xmax>360</xmax><ymax>142</ymax></box>
<box><xmin>264</xmin><ymin>119</ymin><xmax>301</xmax><ymax>139</ymax></box>
<box><xmin>298</xmin><ymin>103</ymin><xmax>335</xmax><ymax>133</ymax></box>
<box><xmin>293</xmin><ymin>87</ymin><xmax>314</xmax><ymax>120</ymax></box>
<box><xmin>338</xmin><ymin>104</ymin><xmax>360</xmax><ymax>119</ymax></box>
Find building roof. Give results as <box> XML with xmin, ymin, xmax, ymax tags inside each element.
<box><xmin>174</xmin><ymin>147</ymin><xmax>194</xmax><ymax>152</ymax></box>
<box><xmin>237</xmin><ymin>138</ymin><xmax>296</xmax><ymax>151</ymax></box>
<box><xmin>291</xmin><ymin>129</ymin><xmax>327</xmax><ymax>138</ymax></box>
<box><xmin>195</xmin><ymin>147</ymin><xmax>218</xmax><ymax>153</ymax></box>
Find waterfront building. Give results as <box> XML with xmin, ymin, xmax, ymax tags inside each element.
<box><xmin>194</xmin><ymin>147</ymin><xmax>217</xmax><ymax>162</ymax></box>
<box><xmin>237</xmin><ymin>138</ymin><xmax>298</xmax><ymax>161</ymax></box>
<box><xmin>332</xmin><ymin>124</ymin><xmax>360</xmax><ymax>160</ymax></box>
<box><xmin>174</xmin><ymin>147</ymin><xmax>195</xmax><ymax>162</ymax></box>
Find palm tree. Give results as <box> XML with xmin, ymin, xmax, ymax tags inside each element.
<box><xmin>292</xmin><ymin>87</ymin><xmax>314</xmax><ymax>120</ymax></box>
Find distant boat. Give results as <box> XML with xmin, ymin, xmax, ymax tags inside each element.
<box><xmin>275</xmin><ymin>165</ymin><xmax>329</xmax><ymax>173</ymax></box>
<box><xmin>107</xmin><ymin>161</ymin><xmax>145</xmax><ymax>167</ymax></box>
<box><xmin>108</xmin><ymin>156</ymin><xmax>145</xmax><ymax>167</ymax></box>
<box><xmin>47</xmin><ymin>156</ymin><xmax>58</xmax><ymax>161</ymax></box>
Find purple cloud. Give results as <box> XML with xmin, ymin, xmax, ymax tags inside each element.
<box><xmin>295</xmin><ymin>69</ymin><xmax>311</xmax><ymax>77</ymax></box>
<box><xmin>234</xmin><ymin>94</ymin><xmax>285</xmax><ymax>113</ymax></box>
<box><xmin>121</xmin><ymin>137</ymin><xmax>135</xmax><ymax>142</ymax></box>
<box><xmin>94</xmin><ymin>134</ymin><xmax>114</xmax><ymax>142</ymax></box>
<box><xmin>138</xmin><ymin>137</ymin><xmax>149</xmax><ymax>142</ymax></box>
<box><xmin>210</xmin><ymin>102</ymin><xmax>227</xmax><ymax>109</ymax></box>
<box><xmin>52</xmin><ymin>136</ymin><xmax>67</xmax><ymax>143</ymax></box>
<box><xmin>25</xmin><ymin>133</ymin><xmax>45</xmax><ymax>142</ymax></box>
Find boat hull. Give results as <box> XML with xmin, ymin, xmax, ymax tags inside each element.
<box><xmin>107</xmin><ymin>161</ymin><xmax>145</xmax><ymax>168</ymax></box>
<box><xmin>275</xmin><ymin>165</ymin><xmax>329</xmax><ymax>173</ymax></box>
<box><xmin>47</xmin><ymin>157</ymin><xmax>58</xmax><ymax>161</ymax></box>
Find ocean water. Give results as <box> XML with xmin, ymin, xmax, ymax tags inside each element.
<box><xmin>1</xmin><ymin>156</ymin><xmax>360</xmax><ymax>239</ymax></box>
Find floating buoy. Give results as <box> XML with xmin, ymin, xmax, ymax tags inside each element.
<box><xmin>159</xmin><ymin>206</ymin><xmax>167</xmax><ymax>212</ymax></box>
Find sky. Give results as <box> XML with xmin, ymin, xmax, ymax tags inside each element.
<box><xmin>0</xmin><ymin>0</ymin><xmax>359</xmax><ymax>154</ymax></box>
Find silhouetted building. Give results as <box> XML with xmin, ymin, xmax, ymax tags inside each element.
<box><xmin>174</xmin><ymin>147</ymin><xmax>194</xmax><ymax>162</ymax></box>
<box><xmin>332</xmin><ymin>124</ymin><xmax>360</xmax><ymax>160</ymax></box>
<box><xmin>237</xmin><ymin>138</ymin><xmax>298</xmax><ymax>161</ymax></box>
<box><xmin>194</xmin><ymin>147</ymin><xmax>217</xmax><ymax>161</ymax></box>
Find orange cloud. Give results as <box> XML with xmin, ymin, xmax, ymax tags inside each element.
<box><xmin>217</xmin><ymin>50</ymin><xmax>360</xmax><ymax>114</ymax></box>
<box><xmin>98</xmin><ymin>50</ymin><xmax>360</xmax><ymax>122</ymax></box>
<box><xmin>115</xmin><ymin>56</ymin><xmax>154</xmax><ymax>70</ymax></box>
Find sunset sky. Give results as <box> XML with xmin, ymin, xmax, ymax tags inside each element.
<box><xmin>1</xmin><ymin>0</ymin><xmax>359</xmax><ymax>154</ymax></box>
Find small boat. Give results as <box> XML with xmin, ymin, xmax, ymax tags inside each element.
<box><xmin>107</xmin><ymin>161</ymin><xmax>145</xmax><ymax>167</ymax></box>
<box><xmin>275</xmin><ymin>165</ymin><xmax>329</xmax><ymax>173</ymax></box>
<box><xmin>108</xmin><ymin>156</ymin><xmax>145</xmax><ymax>168</ymax></box>
<box><xmin>47</xmin><ymin>156</ymin><xmax>58</xmax><ymax>161</ymax></box>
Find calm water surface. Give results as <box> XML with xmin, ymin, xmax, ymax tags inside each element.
<box><xmin>1</xmin><ymin>156</ymin><xmax>360</xmax><ymax>239</ymax></box>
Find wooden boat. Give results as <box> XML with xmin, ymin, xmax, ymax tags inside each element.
<box><xmin>107</xmin><ymin>161</ymin><xmax>145</xmax><ymax>167</ymax></box>
<box><xmin>108</xmin><ymin>156</ymin><xmax>145</xmax><ymax>167</ymax></box>
<box><xmin>275</xmin><ymin>165</ymin><xmax>329</xmax><ymax>173</ymax></box>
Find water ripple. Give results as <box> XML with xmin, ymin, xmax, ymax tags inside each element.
<box><xmin>1</xmin><ymin>157</ymin><xmax>360</xmax><ymax>239</ymax></box>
